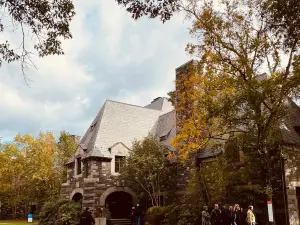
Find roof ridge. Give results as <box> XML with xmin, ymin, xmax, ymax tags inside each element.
<box><xmin>106</xmin><ymin>99</ymin><xmax>161</xmax><ymax>111</ymax></box>
<box><xmin>84</xmin><ymin>101</ymin><xmax>109</xmax><ymax>157</ymax></box>
<box><xmin>80</xmin><ymin>101</ymin><xmax>107</xmax><ymax>148</ymax></box>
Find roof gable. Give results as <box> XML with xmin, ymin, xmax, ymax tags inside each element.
<box><xmin>84</xmin><ymin>100</ymin><xmax>161</xmax><ymax>158</ymax></box>
<box><xmin>109</xmin><ymin>142</ymin><xmax>130</xmax><ymax>156</ymax></box>
<box><xmin>145</xmin><ymin>97</ymin><xmax>174</xmax><ymax>114</ymax></box>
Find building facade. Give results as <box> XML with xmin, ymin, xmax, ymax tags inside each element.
<box><xmin>61</xmin><ymin>61</ymin><xmax>300</xmax><ymax>225</ymax></box>
<box><xmin>60</xmin><ymin>97</ymin><xmax>175</xmax><ymax>218</ymax></box>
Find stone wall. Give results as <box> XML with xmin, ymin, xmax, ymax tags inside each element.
<box><xmin>284</xmin><ymin>146</ymin><xmax>300</xmax><ymax>225</ymax></box>
<box><xmin>61</xmin><ymin>157</ymin><xmax>135</xmax><ymax>211</ymax></box>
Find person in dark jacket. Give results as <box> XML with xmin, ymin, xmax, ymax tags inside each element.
<box><xmin>227</xmin><ymin>206</ymin><xmax>235</xmax><ymax>225</ymax></box>
<box><xmin>240</xmin><ymin>208</ymin><xmax>247</xmax><ymax>225</ymax></box>
<box><xmin>222</xmin><ymin>206</ymin><xmax>234</xmax><ymax>225</ymax></box>
<box><xmin>80</xmin><ymin>207</ymin><xmax>95</xmax><ymax>225</ymax></box>
<box><xmin>234</xmin><ymin>205</ymin><xmax>245</xmax><ymax>225</ymax></box>
<box><xmin>211</xmin><ymin>204</ymin><xmax>222</xmax><ymax>225</ymax></box>
<box><xmin>221</xmin><ymin>206</ymin><xmax>229</xmax><ymax>225</ymax></box>
<box><xmin>136</xmin><ymin>204</ymin><xmax>142</xmax><ymax>225</ymax></box>
<box><xmin>130</xmin><ymin>207</ymin><xmax>136</xmax><ymax>225</ymax></box>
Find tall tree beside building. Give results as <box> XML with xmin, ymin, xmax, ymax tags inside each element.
<box><xmin>56</xmin><ymin>131</ymin><xmax>78</xmax><ymax>183</ymax></box>
<box><xmin>169</xmin><ymin>0</ymin><xmax>300</xmax><ymax>198</ymax></box>
<box><xmin>122</xmin><ymin>136</ymin><xmax>177</xmax><ymax>206</ymax></box>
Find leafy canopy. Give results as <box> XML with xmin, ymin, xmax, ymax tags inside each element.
<box><xmin>122</xmin><ymin>136</ymin><xmax>177</xmax><ymax>206</ymax></box>
<box><xmin>169</xmin><ymin>0</ymin><xmax>300</xmax><ymax>193</ymax></box>
<box><xmin>0</xmin><ymin>0</ymin><xmax>75</xmax><ymax>76</ymax></box>
<box><xmin>115</xmin><ymin>0</ymin><xmax>179</xmax><ymax>22</ymax></box>
<box><xmin>0</xmin><ymin>131</ymin><xmax>77</xmax><ymax>217</ymax></box>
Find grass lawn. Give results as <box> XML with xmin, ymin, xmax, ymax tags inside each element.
<box><xmin>0</xmin><ymin>221</ymin><xmax>38</xmax><ymax>225</ymax></box>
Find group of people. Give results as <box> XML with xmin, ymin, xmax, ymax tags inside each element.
<box><xmin>202</xmin><ymin>204</ymin><xmax>256</xmax><ymax>225</ymax></box>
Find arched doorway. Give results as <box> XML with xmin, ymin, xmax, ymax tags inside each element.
<box><xmin>72</xmin><ymin>193</ymin><xmax>83</xmax><ymax>203</ymax></box>
<box><xmin>105</xmin><ymin>191</ymin><xmax>132</xmax><ymax>218</ymax></box>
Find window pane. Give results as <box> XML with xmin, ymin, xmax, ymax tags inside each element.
<box><xmin>84</xmin><ymin>162</ymin><xmax>89</xmax><ymax>178</ymax></box>
<box><xmin>115</xmin><ymin>156</ymin><xmax>125</xmax><ymax>173</ymax></box>
<box><xmin>77</xmin><ymin>158</ymin><xmax>82</xmax><ymax>174</ymax></box>
<box><xmin>115</xmin><ymin>157</ymin><xmax>120</xmax><ymax>173</ymax></box>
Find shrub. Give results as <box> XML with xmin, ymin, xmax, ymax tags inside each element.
<box><xmin>146</xmin><ymin>206</ymin><xmax>169</xmax><ymax>225</ymax></box>
<box><xmin>171</xmin><ymin>204</ymin><xmax>201</xmax><ymax>225</ymax></box>
<box><xmin>39</xmin><ymin>200</ymin><xmax>81</xmax><ymax>225</ymax></box>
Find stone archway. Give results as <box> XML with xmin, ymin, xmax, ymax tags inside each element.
<box><xmin>106</xmin><ymin>191</ymin><xmax>133</xmax><ymax>218</ymax></box>
<box><xmin>72</xmin><ymin>192</ymin><xmax>83</xmax><ymax>203</ymax></box>
<box><xmin>70</xmin><ymin>188</ymin><xmax>83</xmax><ymax>201</ymax></box>
<box><xmin>100</xmin><ymin>186</ymin><xmax>137</xmax><ymax>206</ymax></box>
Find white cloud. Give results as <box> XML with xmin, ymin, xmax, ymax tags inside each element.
<box><xmin>0</xmin><ymin>0</ymin><xmax>192</xmax><ymax>141</ymax></box>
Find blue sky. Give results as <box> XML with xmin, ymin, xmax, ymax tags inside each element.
<box><xmin>0</xmin><ymin>0</ymin><xmax>192</xmax><ymax>142</ymax></box>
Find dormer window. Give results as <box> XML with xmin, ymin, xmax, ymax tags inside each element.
<box><xmin>159</xmin><ymin>135</ymin><xmax>168</xmax><ymax>142</ymax></box>
<box><xmin>159</xmin><ymin>130</ymin><xmax>171</xmax><ymax>142</ymax></box>
<box><xmin>90</xmin><ymin>122</ymin><xmax>97</xmax><ymax>131</ymax></box>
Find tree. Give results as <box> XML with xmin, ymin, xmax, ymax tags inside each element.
<box><xmin>56</xmin><ymin>131</ymin><xmax>78</xmax><ymax>182</ymax></box>
<box><xmin>0</xmin><ymin>143</ymin><xmax>27</xmax><ymax>218</ymax></box>
<box><xmin>0</xmin><ymin>131</ymin><xmax>77</xmax><ymax>218</ymax></box>
<box><xmin>115</xmin><ymin>0</ymin><xmax>180</xmax><ymax>22</ymax></box>
<box><xmin>0</xmin><ymin>0</ymin><xmax>75</xmax><ymax>78</ymax></box>
<box><xmin>262</xmin><ymin>0</ymin><xmax>300</xmax><ymax>48</ymax></box>
<box><xmin>169</xmin><ymin>0</ymin><xmax>300</xmax><ymax>199</ymax></box>
<box><xmin>122</xmin><ymin>136</ymin><xmax>177</xmax><ymax>206</ymax></box>
<box><xmin>115</xmin><ymin>0</ymin><xmax>300</xmax><ymax>49</ymax></box>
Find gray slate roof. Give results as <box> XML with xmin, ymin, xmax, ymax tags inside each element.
<box><xmin>145</xmin><ymin>97</ymin><xmax>174</xmax><ymax>115</ymax></box>
<box><xmin>153</xmin><ymin>110</ymin><xmax>176</xmax><ymax>148</ymax></box>
<box><xmin>68</xmin><ymin>97</ymin><xmax>175</xmax><ymax>162</ymax></box>
<box><xmin>196</xmin><ymin>100</ymin><xmax>300</xmax><ymax>160</ymax></box>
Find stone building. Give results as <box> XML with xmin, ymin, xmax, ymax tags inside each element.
<box><xmin>61</xmin><ymin>61</ymin><xmax>300</xmax><ymax>225</ymax></box>
<box><xmin>61</xmin><ymin>97</ymin><xmax>175</xmax><ymax>219</ymax></box>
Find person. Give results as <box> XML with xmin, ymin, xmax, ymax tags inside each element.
<box><xmin>136</xmin><ymin>204</ymin><xmax>142</xmax><ymax>225</ymax></box>
<box><xmin>202</xmin><ymin>206</ymin><xmax>211</xmax><ymax>225</ymax></box>
<box><xmin>234</xmin><ymin>205</ymin><xmax>245</xmax><ymax>225</ymax></box>
<box><xmin>80</xmin><ymin>207</ymin><xmax>95</xmax><ymax>225</ymax></box>
<box><xmin>246</xmin><ymin>206</ymin><xmax>256</xmax><ymax>225</ymax></box>
<box><xmin>221</xmin><ymin>206</ymin><xmax>229</xmax><ymax>225</ymax></box>
<box><xmin>130</xmin><ymin>207</ymin><xmax>136</xmax><ymax>225</ymax></box>
<box><xmin>211</xmin><ymin>204</ymin><xmax>222</xmax><ymax>225</ymax></box>
<box><xmin>240</xmin><ymin>208</ymin><xmax>247</xmax><ymax>225</ymax></box>
<box><xmin>227</xmin><ymin>206</ymin><xmax>235</xmax><ymax>225</ymax></box>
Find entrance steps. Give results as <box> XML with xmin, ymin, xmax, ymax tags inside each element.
<box><xmin>107</xmin><ymin>218</ymin><xmax>132</xmax><ymax>225</ymax></box>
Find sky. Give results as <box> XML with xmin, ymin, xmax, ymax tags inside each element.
<box><xmin>0</xmin><ymin>0</ymin><xmax>192</xmax><ymax>142</ymax></box>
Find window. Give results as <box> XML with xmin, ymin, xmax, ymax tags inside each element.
<box><xmin>159</xmin><ymin>130</ymin><xmax>171</xmax><ymax>142</ymax></box>
<box><xmin>84</xmin><ymin>162</ymin><xmax>89</xmax><ymax>178</ymax></box>
<box><xmin>90</xmin><ymin>122</ymin><xmax>97</xmax><ymax>131</ymax></box>
<box><xmin>115</xmin><ymin>156</ymin><xmax>125</xmax><ymax>173</ymax></box>
<box><xmin>76</xmin><ymin>157</ymin><xmax>82</xmax><ymax>175</ymax></box>
<box><xmin>159</xmin><ymin>135</ymin><xmax>168</xmax><ymax>142</ymax></box>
